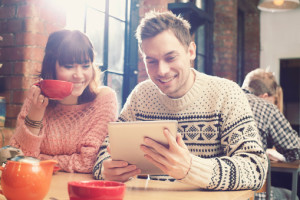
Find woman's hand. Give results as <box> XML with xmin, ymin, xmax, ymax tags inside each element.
<box><xmin>27</xmin><ymin>84</ymin><xmax>49</xmax><ymax>120</ymax></box>
<box><xmin>25</xmin><ymin>85</ymin><xmax>49</xmax><ymax>135</ymax></box>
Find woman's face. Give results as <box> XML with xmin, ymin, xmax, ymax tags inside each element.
<box><xmin>55</xmin><ymin>61</ymin><xmax>93</xmax><ymax>104</ymax></box>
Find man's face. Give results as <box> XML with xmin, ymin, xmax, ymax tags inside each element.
<box><xmin>141</xmin><ymin>30</ymin><xmax>196</xmax><ymax>98</ymax></box>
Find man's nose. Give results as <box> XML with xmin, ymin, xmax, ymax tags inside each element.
<box><xmin>157</xmin><ymin>61</ymin><xmax>169</xmax><ymax>76</ymax></box>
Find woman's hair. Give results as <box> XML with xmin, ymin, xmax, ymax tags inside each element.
<box><xmin>135</xmin><ymin>11</ymin><xmax>192</xmax><ymax>53</ymax></box>
<box><xmin>40</xmin><ymin>30</ymin><xmax>101</xmax><ymax>104</ymax></box>
<box><xmin>242</xmin><ymin>68</ymin><xmax>283</xmax><ymax>112</ymax></box>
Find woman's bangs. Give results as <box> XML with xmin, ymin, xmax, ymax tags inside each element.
<box><xmin>57</xmin><ymin>40</ymin><xmax>93</xmax><ymax>66</ymax></box>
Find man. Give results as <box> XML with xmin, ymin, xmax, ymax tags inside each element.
<box><xmin>93</xmin><ymin>11</ymin><xmax>268</xmax><ymax>191</ymax></box>
<box><xmin>242</xmin><ymin>68</ymin><xmax>299</xmax><ymax>162</ymax></box>
<box><xmin>242</xmin><ymin>68</ymin><xmax>300</xmax><ymax>199</ymax></box>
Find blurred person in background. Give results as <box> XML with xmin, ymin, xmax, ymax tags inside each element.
<box><xmin>242</xmin><ymin>68</ymin><xmax>300</xmax><ymax>200</ymax></box>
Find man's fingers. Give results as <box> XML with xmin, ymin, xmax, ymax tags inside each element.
<box><xmin>102</xmin><ymin>159</ymin><xmax>141</xmax><ymax>182</ymax></box>
<box><xmin>144</xmin><ymin>154</ymin><xmax>168</xmax><ymax>173</ymax></box>
<box><xmin>107</xmin><ymin>168</ymin><xmax>141</xmax><ymax>182</ymax></box>
<box><xmin>176</xmin><ymin>132</ymin><xmax>187</xmax><ymax>149</ymax></box>
<box><xmin>103</xmin><ymin>159</ymin><xmax>128</xmax><ymax>168</ymax></box>
<box><xmin>163</xmin><ymin>129</ymin><xmax>177</xmax><ymax>147</ymax></box>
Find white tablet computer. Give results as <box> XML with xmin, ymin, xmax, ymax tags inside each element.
<box><xmin>108</xmin><ymin>120</ymin><xmax>178</xmax><ymax>175</ymax></box>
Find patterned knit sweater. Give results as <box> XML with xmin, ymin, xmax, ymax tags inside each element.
<box><xmin>93</xmin><ymin>69</ymin><xmax>268</xmax><ymax>190</ymax></box>
<box><xmin>10</xmin><ymin>89</ymin><xmax>118</xmax><ymax>173</ymax></box>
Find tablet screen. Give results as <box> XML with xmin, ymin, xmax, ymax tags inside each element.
<box><xmin>108</xmin><ymin>120</ymin><xmax>178</xmax><ymax>175</ymax></box>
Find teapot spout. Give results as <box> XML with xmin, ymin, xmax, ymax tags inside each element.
<box><xmin>40</xmin><ymin>159</ymin><xmax>58</xmax><ymax>165</ymax></box>
<box><xmin>40</xmin><ymin>159</ymin><xmax>58</xmax><ymax>173</ymax></box>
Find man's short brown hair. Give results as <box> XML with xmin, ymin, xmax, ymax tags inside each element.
<box><xmin>136</xmin><ymin>11</ymin><xmax>192</xmax><ymax>53</ymax></box>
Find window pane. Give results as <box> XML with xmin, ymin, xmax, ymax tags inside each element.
<box><xmin>65</xmin><ymin>1</ymin><xmax>85</xmax><ymax>31</ymax></box>
<box><xmin>86</xmin><ymin>8</ymin><xmax>105</xmax><ymax>66</ymax></box>
<box><xmin>107</xmin><ymin>73</ymin><xmax>123</xmax><ymax>113</ymax></box>
<box><xmin>196</xmin><ymin>54</ymin><xmax>205</xmax><ymax>73</ymax></box>
<box><xmin>86</xmin><ymin>0</ymin><xmax>105</xmax><ymax>12</ymax></box>
<box><xmin>195</xmin><ymin>0</ymin><xmax>205</xmax><ymax>9</ymax></box>
<box><xmin>196</xmin><ymin>25</ymin><xmax>205</xmax><ymax>55</ymax></box>
<box><xmin>108</xmin><ymin>17</ymin><xmax>125</xmax><ymax>73</ymax></box>
<box><xmin>109</xmin><ymin>0</ymin><xmax>126</xmax><ymax>20</ymax></box>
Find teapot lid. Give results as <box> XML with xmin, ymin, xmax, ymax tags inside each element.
<box><xmin>10</xmin><ymin>156</ymin><xmax>40</xmax><ymax>164</ymax></box>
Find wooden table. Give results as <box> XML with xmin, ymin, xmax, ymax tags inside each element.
<box><xmin>271</xmin><ymin>160</ymin><xmax>300</xmax><ymax>200</ymax></box>
<box><xmin>42</xmin><ymin>172</ymin><xmax>254</xmax><ymax>200</ymax></box>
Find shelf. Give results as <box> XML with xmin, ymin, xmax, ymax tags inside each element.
<box><xmin>168</xmin><ymin>2</ymin><xmax>213</xmax><ymax>33</ymax></box>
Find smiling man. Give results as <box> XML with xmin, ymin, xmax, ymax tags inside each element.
<box><xmin>93</xmin><ymin>11</ymin><xmax>268</xmax><ymax>191</ymax></box>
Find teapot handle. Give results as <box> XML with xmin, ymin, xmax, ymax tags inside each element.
<box><xmin>0</xmin><ymin>166</ymin><xmax>3</xmax><ymax>195</ymax></box>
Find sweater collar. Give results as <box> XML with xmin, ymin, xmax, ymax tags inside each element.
<box><xmin>158</xmin><ymin>68</ymin><xmax>203</xmax><ymax>111</ymax></box>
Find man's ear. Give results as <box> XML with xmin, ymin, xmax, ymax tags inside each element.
<box><xmin>258</xmin><ymin>93</ymin><xmax>269</xmax><ymax>99</ymax></box>
<box><xmin>188</xmin><ymin>42</ymin><xmax>196</xmax><ymax>60</ymax></box>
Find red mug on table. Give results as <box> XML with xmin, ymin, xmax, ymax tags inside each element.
<box><xmin>68</xmin><ymin>180</ymin><xmax>126</xmax><ymax>200</ymax></box>
<box><xmin>35</xmin><ymin>79</ymin><xmax>73</xmax><ymax>100</ymax></box>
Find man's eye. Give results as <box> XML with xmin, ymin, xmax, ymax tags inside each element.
<box><xmin>166</xmin><ymin>56</ymin><xmax>175</xmax><ymax>62</ymax></box>
<box><xmin>147</xmin><ymin>60</ymin><xmax>157</xmax><ymax>65</ymax></box>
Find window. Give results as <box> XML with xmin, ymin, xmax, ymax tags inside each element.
<box><xmin>194</xmin><ymin>0</ymin><xmax>214</xmax><ymax>75</ymax></box>
<box><xmin>65</xmin><ymin>0</ymin><xmax>135</xmax><ymax>111</ymax></box>
<box><xmin>237</xmin><ymin>8</ymin><xmax>245</xmax><ymax>86</ymax></box>
<box><xmin>168</xmin><ymin>0</ymin><xmax>214</xmax><ymax>75</ymax></box>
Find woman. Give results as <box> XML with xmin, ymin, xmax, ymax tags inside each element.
<box><xmin>10</xmin><ymin>30</ymin><xmax>118</xmax><ymax>173</ymax></box>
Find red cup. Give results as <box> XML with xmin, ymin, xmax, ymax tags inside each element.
<box><xmin>35</xmin><ymin>80</ymin><xmax>73</xmax><ymax>100</ymax></box>
<box><xmin>68</xmin><ymin>180</ymin><xmax>126</xmax><ymax>200</ymax></box>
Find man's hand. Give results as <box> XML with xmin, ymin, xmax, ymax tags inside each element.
<box><xmin>101</xmin><ymin>146</ymin><xmax>141</xmax><ymax>182</ymax></box>
<box><xmin>140</xmin><ymin>129</ymin><xmax>192</xmax><ymax>179</ymax></box>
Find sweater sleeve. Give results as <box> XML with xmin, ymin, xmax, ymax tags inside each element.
<box><xmin>48</xmin><ymin>91</ymin><xmax>118</xmax><ymax>173</ymax></box>
<box><xmin>93</xmin><ymin>89</ymin><xmax>137</xmax><ymax>179</ymax></box>
<box><xmin>9</xmin><ymin>98</ymin><xmax>45</xmax><ymax>155</ymax></box>
<box><xmin>179</xmin><ymin>84</ymin><xmax>268</xmax><ymax>190</ymax></box>
<box><xmin>10</xmin><ymin>91</ymin><xmax>118</xmax><ymax>173</ymax></box>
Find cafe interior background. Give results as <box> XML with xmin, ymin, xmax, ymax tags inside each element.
<box><xmin>0</xmin><ymin>0</ymin><xmax>299</xmax><ymax>147</ymax></box>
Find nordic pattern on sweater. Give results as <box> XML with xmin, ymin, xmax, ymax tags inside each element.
<box><xmin>93</xmin><ymin>69</ymin><xmax>268</xmax><ymax>190</ymax></box>
<box><xmin>10</xmin><ymin>89</ymin><xmax>118</xmax><ymax>173</ymax></box>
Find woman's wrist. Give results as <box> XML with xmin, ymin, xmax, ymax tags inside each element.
<box><xmin>25</xmin><ymin>115</ymin><xmax>43</xmax><ymax>129</ymax></box>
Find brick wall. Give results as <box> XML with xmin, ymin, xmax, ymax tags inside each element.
<box><xmin>0</xmin><ymin>0</ymin><xmax>66</xmax><ymax>144</ymax></box>
<box><xmin>213</xmin><ymin>0</ymin><xmax>238</xmax><ymax>81</ymax></box>
<box><xmin>244</xmin><ymin>12</ymin><xmax>260</xmax><ymax>75</ymax></box>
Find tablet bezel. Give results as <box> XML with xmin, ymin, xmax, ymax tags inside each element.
<box><xmin>108</xmin><ymin>120</ymin><xmax>178</xmax><ymax>175</ymax></box>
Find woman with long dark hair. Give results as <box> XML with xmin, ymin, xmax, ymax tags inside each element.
<box><xmin>10</xmin><ymin>30</ymin><xmax>118</xmax><ymax>173</ymax></box>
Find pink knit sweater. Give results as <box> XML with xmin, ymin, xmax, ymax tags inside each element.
<box><xmin>10</xmin><ymin>90</ymin><xmax>118</xmax><ymax>173</ymax></box>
